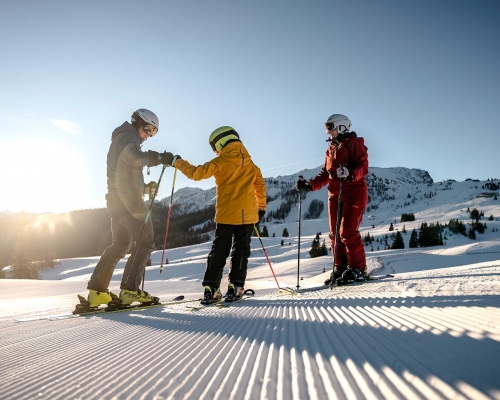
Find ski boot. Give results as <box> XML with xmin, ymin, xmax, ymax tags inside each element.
<box><xmin>88</xmin><ymin>289</ymin><xmax>113</xmax><ymax>307</ymax></box>
<box><xmin>73</xmin><ymin>289</ymin><xmax>113</xmax><ymax>314</ymax></box>
<box><xmin>335</xmin><ymin>268</ymin><xmax>366</xmax><ymax>286</ymax></box>
<box><xmin>225</xmin><ymin>283</ymin><xmax>244</xmax><ymax>302</ymax></box>
<box><xmin>116</xmin><ymin>289</ymin><xmax>160</xmax><ymax>306</ymax></box>
<box><xmin>324</xmin><ymin>269</ymin><xmax>343</xmax><ymax>286</ymax></box>
<box><xmin>201</xmin><ymin>286</ymin><xmax>222</xmax><ymax>305</ymax></box>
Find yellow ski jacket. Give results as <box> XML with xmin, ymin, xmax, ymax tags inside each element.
<box><xmin>174</xmin><ymin>141</ymin><xmax>266</xmax><ymax>225</ymax></box>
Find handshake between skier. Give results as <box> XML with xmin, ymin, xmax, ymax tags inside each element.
<box><xmin>83</xmin><ymin>109</ymin><xmax>265</xmax><ymax>311</ymax></box>
<box><xmin>81</xmin><ymin>108</ymin><xmax>368</xmax><ymax>314</ymax></box>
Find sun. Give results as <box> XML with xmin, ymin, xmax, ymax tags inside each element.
<box><xmin>0</xmin><ymin>138</ymin><xmax>91</xmax><ymax>214</ymax></box>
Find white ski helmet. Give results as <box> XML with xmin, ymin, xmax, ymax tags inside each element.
<box><xmin>325</xmin><ymin>114</ymin><xmax>351</xmax><ymax>134</ymax></box>
<box><xmin>131</xmin><ymin>108</ymin><xmax>159</xmax><ymax>136</ymax></box>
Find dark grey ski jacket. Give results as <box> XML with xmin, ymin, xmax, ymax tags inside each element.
<box><xmin>106</xmin><ymin>122</ymin><xmax>149</xmax><ymax>204</ymax></box>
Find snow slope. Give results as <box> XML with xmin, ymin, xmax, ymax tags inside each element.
<box><xmin>1</xmin><ymin>168</ymin><xmax>500</xmax><ymax>399</ymax></box>
<box><xmin>1</xmin><ymin>254</ymin><xmax>499</xmax><ymax>399</ymax></box>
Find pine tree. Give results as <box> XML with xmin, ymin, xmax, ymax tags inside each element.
<box><xmin>389</xmin><ymin>222</ymin><xmax>394</xmax><ymax>231</ymax></box>
<box><xmin>391</xmin><ymin>231</ymin><xmax>405</xmax><ymax>249</ymax></box>
<box><xmin>320</xmin><ymin>240</ymin><xmax>328</xmax><ymax>256</ymax></box>
<box><xmin>282</xmin><ymin>228</ymin><xmax>289</xmax><ymax>237</ymax></box>
<box><xmin>262</xmin><ymin>226</ymin><xmax>269</xmax><ymax>237</ymax></box>
<box><xmin>364</xmin><ymin>232</ymin><xmax>371</xmax><ymax>244</ymax></box>
<box><xmin>470</xmin><ymin>208</ymin><xmax>480</xmax><ymax>221</ymax></box>
<box><xmin>309</xmin><ymin>234</ymin><xmax>320</xmax><ymax>258</ymax></box>
<box><xmin>418</xmin><ymin>222</ymin><xmax>429</xmax><ymax>247</ymax></box>
<box><xmin>409</xmin><ymin>228</ymin><xmax>419</xmax><ymax>248</ymax></box>
<box><xmin>11</xmin><ymin>231</ymin><xmax>40</xmax><ymax>279</ymax></box>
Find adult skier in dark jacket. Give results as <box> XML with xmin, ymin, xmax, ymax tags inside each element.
<box><xmin>86</xmin><ymin>109</ymin><xmax>175</xmax><ymax>307</ymax></box>
<box><xmin>296</xmin><ymin>114</ymin><xmax>369</xmax><ymax>286</ymax></box>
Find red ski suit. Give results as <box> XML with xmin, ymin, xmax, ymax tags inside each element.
<box><xmin>309</xmin><ymin>133</ymin><xmax>368</xmax><ymax>272</ymax></box>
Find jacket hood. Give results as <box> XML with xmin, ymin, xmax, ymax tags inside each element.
<box><xmin>339</xmin><ymin>131</ymin><xmax>357</xmax><ymax>140</ymax></box>
<box><xmin>219</xmin><ymin>141</ymin><xmax>252</xmax><ymax>166</ymax></box>
<box><xmin>112</xmin><ymin>121</ymin><xmax>139</xmax><ymax>141</ymax></box>
<box><xmin>330</xmin><ymin>131</ymin><xmax>360</xmax><ymax>145</ymax></box>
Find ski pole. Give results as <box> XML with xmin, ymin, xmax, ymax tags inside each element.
<box><xmin>142</xmin><ymin>181</ymin><xmax>158</xmax><ymax>287</ymax></box>
<box><xmin>296</xmin><ymin>175</ymin><xmax>305</xmax><ymax>289</ymax></box>
<box><xmin>330</xmin><ymin>176</ymin><xmax>343</xmax><ymax>289</ymax></box>
<box><xmin>124</xmin><ymin>163</ymin><xmax>168</xmax><ymax>290</ymax></box>
<box><xmin>253</xmin><ymin>225</ymin><xmax>281</xmax><ymax>291</ymax></box>
<box><xmin>159</xmin><ymin>168</ymin><xmax>178</xmax><ymax>273</ymax></box>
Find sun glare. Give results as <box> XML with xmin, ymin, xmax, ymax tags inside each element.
<box><xmin>0</xmin><ymin>139</ymin><xmax>91</xmax><ymax>214</ymax></box>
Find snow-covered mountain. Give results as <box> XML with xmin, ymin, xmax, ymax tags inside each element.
<box><xmin>160</xmin><ymin>186</ymin><xmax>217</xmax><ymax>214</ymax></box>
<box><xmin>160</xmin><ymin>166</ymin><xmax>499</xmax><ymax>250</ymax></box>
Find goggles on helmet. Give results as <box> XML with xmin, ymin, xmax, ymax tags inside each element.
<box><xmin>143</xmin><ymin>124</ymin><xmax>158</xmax><ymax>137</ymax></box>
<box><xmin>209</xmin><ymin>129</ymin><xmax>239</xmax><ymax>151</ymax></box>
<box><xmin>325</xmin><ymin>122</ymin><xmax>336</xmax><ymax>132</ymax></box>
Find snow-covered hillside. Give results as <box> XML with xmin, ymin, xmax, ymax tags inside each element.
<box><xmin>1</xmin><ymin>167</ymin><xmax>499</xmax><ymax>399</ymax></box>
<box><xmin>159</xmin><ymin>166</ymin><xmax>499</xmax><ymax>250</ymax></box>
<box><xmin>1</xmin><ymin>244</ymin><xmax>499</xmax><ymax>399</ymax></box>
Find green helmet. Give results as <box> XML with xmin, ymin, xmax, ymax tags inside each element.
<box><xmin>209</xmin><ymin>126</ymin><xmax>240</xmax><ymax>151</ymax></box>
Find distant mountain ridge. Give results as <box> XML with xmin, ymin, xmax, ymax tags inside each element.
<box><xmin>161</xmin><ymin>166</ymin><xmax>436</xmax><ymax>220</ymax></box>
<box><xmin>1</xmin><ymin>166</ymin><xmax>498</xmax><ymax>269</ymax></box>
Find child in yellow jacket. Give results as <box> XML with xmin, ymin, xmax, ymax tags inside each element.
<box><xmin>173</xmin><ymin>126</ymin><xmax>266</xmax><ymax>302</ymax></box>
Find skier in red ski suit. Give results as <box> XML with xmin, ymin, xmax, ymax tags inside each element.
<box><xmin>296</xmin><ymin>114</ymin><xmax>369</xmax><ymax>285</ymax></box>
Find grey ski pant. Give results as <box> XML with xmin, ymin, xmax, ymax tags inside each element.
<box><xmin>87</xmin><ymin>196</ymin><xmax>154</xmax><ymax>292</ymax></box>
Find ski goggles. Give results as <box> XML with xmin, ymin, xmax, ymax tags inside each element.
<box><xmin>144</xmin><ymin>124</ymin><xmax>158</xmax><ymax>137</ymax></box>
<box><xmin>325</xmin><ymin>122</ymin><xmax>336</xmax><ymax>132</ymax></box>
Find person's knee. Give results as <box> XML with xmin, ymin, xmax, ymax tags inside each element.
<box><xmin>340</xmin><ymin>229</ymin><xmax>361</xmax><ymax>243</ymax></box>
<box><xmin>107</xmin><ymin>243</ymin><xmax>128</xmax><ymax>258</ymax></box>
<box><xmin>138</xmin><ymin>227</ymin><xmax>155</xmax><ymax>249</ymax></box>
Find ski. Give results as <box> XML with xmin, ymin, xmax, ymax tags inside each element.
<box><xmin>186</xmin><ymin>298</ymin><xmax>223</xmax><ymax>311</ymax></box>
<box><xmin>15</xmin><ymin>295</ymin><xmax>199</xmax><ymax>323</ymax></box>
<box><xmin>293</xmin><ymin>274</ymin><xmax>395</xmax><ymax>294</ymax></box>
<box><xmin>334</xmin><ymin>273</ymin><xmax>394</xmax><ymax>287</ymax></box>
<box><xmin>366</xmin><ymin>273</ymin><xmax>394</xmax><ymax>281</ymax></box>
<box><xmin>187</xmin><ymin>289</ymin><xmax>255</xmax><ymax>311</ymax></box>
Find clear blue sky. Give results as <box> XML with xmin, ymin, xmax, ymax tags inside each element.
<box><xmin>1</xmin><ymin>0</ymin><xmax>499</xmax><ymax>214</ymax></box>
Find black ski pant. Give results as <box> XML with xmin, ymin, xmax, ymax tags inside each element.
<box><xmin>203</xmin><ymin>223</ymin><xmax>253</xmax><ymax>289</ymax></box>
<box><xmin>87</xmin><ymin>194</ymin><xmax>154</xmax><ymax>292</ymax></box>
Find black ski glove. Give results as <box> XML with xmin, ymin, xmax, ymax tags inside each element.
<box><xmin>160</xmin><ymin>151</ymin><xmax>174</xmax><ymax>166</ymax></box>
<box><xmin>148</xmin><ymin>150</ymin><xmax>162</xmax><ymax>167</ymax></box>
<box><xmin>258</xmin><ymin>209</ymin><xmax>266</xmax><ymax>224</ymax></box>
<box><xmin>172</xmin><ymin>155</ymin><xmax>182</xmax><ymax>166</ymax></box>
<box><xmin>296</xmin><ymin>179</ymin><xmax>312</xmax><ymax>192</ymax></box>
